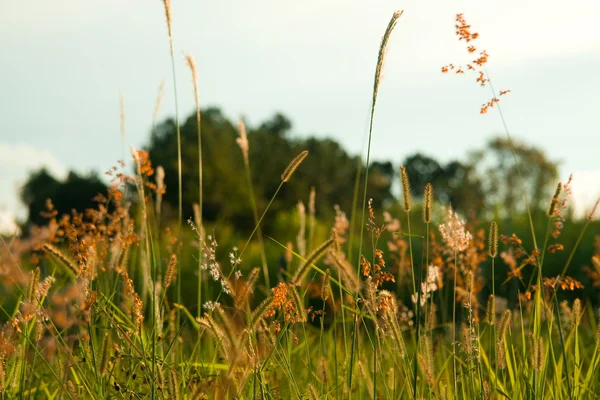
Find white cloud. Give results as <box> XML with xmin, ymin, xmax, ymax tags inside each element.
<box><xmin>566</xmin><ymin>171</ymin><xmax>600</xmax><ymax>219</ymax></box>
<box><xmin>0</xmin><ymin>142</ymin><xmax>68</xmax><ymax>228</ymax></box>
<box><xmin>0</xmin><ymin>142</ymin><xmax>67</xmax><ymax>178</ymax></box>
<box><xmin>0</xmin><ymin>208</ymin><xmax>20</xmax><ymax>235</ymax></box>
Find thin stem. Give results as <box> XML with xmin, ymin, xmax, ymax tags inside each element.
<box><xmin>452</xmin><ymin>250</ymin><xmax>458</xmax><ymax>397</ymax></box>
<box><xmin>240</xmin><ymin>180</ymin><xmax>285</xmax><ymax>259</ymax></box>
<box><xmin>553</xmin><ymin>291</ymin><xmax>573</xmax><ymax>399</ymax></box>
<box><xmin>491</xmin><ymin>256</ymin><xmax>497</xmax><ymax>393</ymax></box>
<box><xmin>243</xmin><ymin>160</ymin><xmax>270</xmax><ymax>289</ymax></box>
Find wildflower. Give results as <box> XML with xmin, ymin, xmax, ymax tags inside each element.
<box><xmin>443</xmin><ymin>14</ymin><xmax>508</xmax><ymax>113</ymax></box>
<box><xmin>438</xmin><ymin>208</ymin><xmax>472</xmax><ymax>252</ymax></box>
<box><xmin>547</xmin><ymin>244</ymin><xmax>564</xmax><ymax>253</ymax></box>
<box><xmin>542</xmin><ymin>276</ymin><xmax>584</xmax><ymax>291</ymax></box>
<box><xmin>411</xmin><ymin>265</ymin><xmax>440</xmax><ymax>306</ymax></box>
<box><xmin>229</xmin><ymin>248</ymin><xmax>242</xmax><ymax>267</ymax></box>
<box><xmin>203</xmin><ymin>301</ymin><xmax>220</xmax><ymax>312</ymax></box>
<box><xmin>383</xmin><ymin>211</ymin><xmax>400</xmax><ymax>232</ymax></box>
<box><xmin>333</xmin><ymin>205</ymin><xmax>349</xmax><ymax>239</ymax></box>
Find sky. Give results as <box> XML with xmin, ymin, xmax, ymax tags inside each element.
<box><xmin>1</xmin><ymin>0</ymin><xmax>599</xmax><ymax>233</ymax></box>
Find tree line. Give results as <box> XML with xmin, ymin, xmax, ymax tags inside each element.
<box><xmin>19</xmin><ymin>107</ymin><xmax>560</xmax><ymax>231</ymax></box>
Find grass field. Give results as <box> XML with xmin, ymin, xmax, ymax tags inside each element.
<box><xmin>0</xmin><ymin>5</ymin><xmax>599</xmax><ymax>399</ymax></box>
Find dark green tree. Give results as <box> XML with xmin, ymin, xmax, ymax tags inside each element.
<box><xmin>401</xmin><ymin>153</ymin><xmax>485</xmax><ymax>217</ymax></box>
<box><xmin>146</xmin><ymin>108</ymin><xmax>394</xmax><ymax>230</ymax></box>
<box><xmin>20</xmin><ymin>169</ymin><xmax>107</xmax><ymax>228</ymax></box>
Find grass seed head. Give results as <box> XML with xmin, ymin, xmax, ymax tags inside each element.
<box><xmin>548</xmin><ymin>182</ymin><xmax>562</xmax><ymax>217</ymax></box>
<box><xmin>281</xmin><ymin>150</ymin><xmax>309</xmax><ymax>182</ymax></box>
<box><xmin>321</xmin><ymin>268</ymin><xmax>332</xmax><ymax>301</ymax></box>
<box><xmin>488</xmin><ymin>221</ymin><xmax>498</xmax><ymax>258</ymax></box>
<box><xmin>573</xmin><ymin>298</ymin><xmax>582</xmax><ymax>327</ymax></box>
<box><xmin>163</xmin><ymin>254</ymin><xmax>178</xmax><ymax>290</ymax></box>
<box><xmin>498</xmin><ymin>310</ymin><xmax>512</xmax><ymax>343</ymax></box>
<box><xmin>236</xmin><ymin>117</ymin><xmax>249</xmax><ymax>165</ymax></box>
<box><xmin>400</xmin><ymin>165</ymin><xmax>411</xmax><ymax>211</ymax></box>
<box><xmin>485</xmin><ymin>294</ymin><xmax>495</xmax><ymax>325</ymax></box>
<box><xmin>372</xmin><ymin>11</ymin><xmax>403</xmax><ymax>111</ymax></box>
<box><xmin>162</xmin><ymin>0</ymin><xmax>173</xmax><ymax>49</ymax></box>
<box><xmin>423</xmin><ymin>183</ymin><xmax>433</xmax><ymax>223</ymax></box>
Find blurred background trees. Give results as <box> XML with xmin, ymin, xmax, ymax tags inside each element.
<box><xmin>19</xmin><ymin>107</ymin><xmax>560</xmax><ymax>230</ymax></box>
<box><xmin>17</xmin><ymin>107</ymin><xmax>598</xmax><ymax>304</ymax></box>
<box><xmin>20</xmin><ymin>169</ymin><xmax>107</xmax><ymax>229</ymax></box>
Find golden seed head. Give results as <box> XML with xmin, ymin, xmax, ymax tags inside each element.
<box><xmin>572</xmin><ymin>298</ymin><xmax>582</xmax><ymax>327</ymax></box>
<box><xmin>184</xmin><ymin>53</ymin><xmax>200</xmax><ymax>107</ymax></box>
<box><xmin>27</xmin><ymin>268</ymin><xmax>40</xmax><ymax>303</ymax></box>
<box><xmin>400</xmin><ymin>165</ymin><xmax>411</xmax><ymax>211</ymax></box>
<box><xmin>169</xmin><ymin>370</ymin><xmax>180</xmax><ymax>400</ymax></box>
<box><xmin>306</xmin><ymin>383</ymin><xmax>319</xmax><ymax>400</ymax></box>
<box><xmin>485</xmin><ymin>294</ymin><xmax>495</xmax><ymax>325</ymax></box>
<box><xmin>288</xmin><ymin>284</ymin><xmax>307</xmax><ymax>323</ymax></box>
<box><xmin>321</xmin><ymin>269</ymin><xmax>332</xmax><ymax>301</ymax></box>
<box><xmin>249</xmin><ymin>297</ymin><xmax>274</xmax><ymax>331</ymax></box>
<box><xmin>488</xmin><ymin>221</ymin><xmax>498</xmax><ymax>258</ymax></box>
<box><xmin>461</xmin><ymin>324</ymin><xmax>472</xmax><ymax>355</ymax></box>
<box><xmin>527</xmin><ymin>333</ymin><xmax>537</xmax><ymax>368</ymax></box>
<box><xmin>465</xmin><ymin>270</ymin><xmax>473</xmax><ymax>293</ymax></box>
<box><xmin>536</xmin><ymin>336</ymin><xmax>544</xmax><ymax>371</ymax></box>
<box><xmin>282</xmin><ymin>150</ymin><xmax>309</xmax><ymax>182</ymax></box>
<box><xmin>423</xmin><ymin>183</ymin><xmax>433</xmax><ymax>223</ymax></box>
<box><xmin>496</xmin><ymin>341</ymin><xmax>506</xmax><ymax>369</ymax></box>
<box><xmin>483</xmin><ymin>381</ymin><xmax>491</xmax><ymax>400</ymax></box>
<box><xmin>372</xmin><ymin>11</ymin><xmax>403</xmax><ymax>111</ymax></box>
<box><xmin>292</xmin><ymin>237</ymin><xmax>334</xmax><ymax>285</ymax></box>
<box><xmin>548</xmin><ymin>182</ymin><xmax>562</xmax><ymax>217</ymax></box>
<box><xmin>41</xmin><ymin>243</ymin><xmax>79</xmax><ymax>276</ymax></box>
<box><xmin>163</xmin><ymin>254</ymin><xmax>178</xmax><ymax>290</ymax></box>
<box><xmin>162</xmin><ymin>0</ymin><xmax>173</xmax><ymax>45</ymax></box>
<box><xmin>498</xmin><ymin>310</ymin><xmax>511</xmax><ymax>343</ymax></box>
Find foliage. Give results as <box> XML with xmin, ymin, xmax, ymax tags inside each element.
<box><xmin>20</xmin><ymin>169</ymin><xmax>107</xmax><ymax>228</ymax></box>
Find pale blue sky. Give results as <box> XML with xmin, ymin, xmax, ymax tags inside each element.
<box><xmin>1</xmin><ymin>0</ymin><xmax>599</xmax><ymax>231</ymax></box>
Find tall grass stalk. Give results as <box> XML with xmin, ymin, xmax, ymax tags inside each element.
<box><xmin>452</xmin><ymin>249</ymin><xmax>458</xmax><ymax>396</ymax></box>
<box><xmin>161</xmin><ymin>0</ymin><xmax>184</xmax><ymax>362</ymax></box>
<box><xmin>237</xmin><ymin>118</ymin><xmax>270</xmax><ymax>288</ymax></box>
<box><xmin>184</xmin><ymin>53</ymin><xmax>205</xmax><ymax>317</ymax></box>
<box><xmin>349</xmin><ymin>11</ymin><xmax>403</xmax><ymax>394</ymax></box>
<box><xmin>240</xmin><ymin>150</ymin><xmax>308</xmax><ymax>259</ymax></box>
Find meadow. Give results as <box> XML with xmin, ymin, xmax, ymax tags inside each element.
<box><xmin>1</xmin><ymin>5</ymin><xmax>600</xmax><ymax>399</ymax></box>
